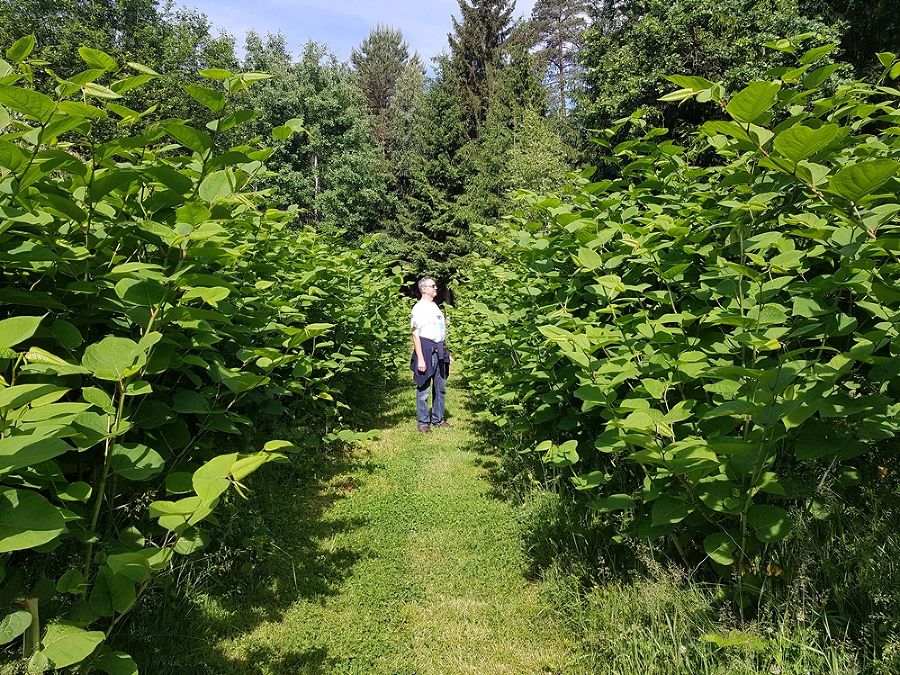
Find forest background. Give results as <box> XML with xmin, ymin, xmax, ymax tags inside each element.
<box><xmin>5</xmin><ymin>0</ymin><xmax>896</xmax><ymax>284</ymax></box>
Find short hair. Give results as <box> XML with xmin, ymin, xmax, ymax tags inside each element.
<box><xmin>418</xmin><ymin>277</ymin><xmax>435</xmax><ymax>294</ymax></box>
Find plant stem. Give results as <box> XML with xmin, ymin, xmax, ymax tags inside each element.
<box><xmin>83</xmin><ymin>381</ymin><xmax>128</xmax><ymax>581</ymax></box>
<box><xmin>21</xmin><ymin>596</ymin><xmax>40</xmax><ymax>658</ymax></box>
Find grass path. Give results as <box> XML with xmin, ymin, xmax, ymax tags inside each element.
<box><xmin>200</xmin><ymin>384</ymin><xmax>573</xmax><ymax>674</ymax></box>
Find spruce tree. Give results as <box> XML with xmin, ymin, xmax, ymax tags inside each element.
<box><xmin>448</xmin><ymin>0</ymin><xmax>516</xmax><ymax>134</ymax></box>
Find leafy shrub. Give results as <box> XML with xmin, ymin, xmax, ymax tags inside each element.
<box><xmin>458</xmin><ymin>36</ymin><xmax>899</xmax><ymax>627</ymax></box>
<box><xmin>0</xmin><ymin>37</ymin><xmax>403</xmax><ymax>672</ymax></box>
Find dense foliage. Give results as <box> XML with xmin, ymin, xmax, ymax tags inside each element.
<box><xmin>0</xmin><ymin>39</ymin><xmax>403</xmax><ymax>672</ymax></box>
<box><xmin>798</xmin><ymin>0</ymin><xmax>900</xmax><ymax>75</ymax></box>
<box><xmin>1</xmin><ymin>0</ymin><xmax>899</xmax><ymax>669</ymax></box>
<box><xmin>577</xmin><ymin>0</ymin><xmax>842</xmax><ymax>139</ymax></box>
<box><xmin>243</xmin><ymin>36</ymin><xmax>387</xmax><ymax>238</ymax></box>
<box><xmin>0</xmin><ymin>0</ymin><xmax>239</xmax><ymax>126</ymax></box>
<box><xmin>457</xmin><ymin>40</ymin><xmax>900</xmax><ymax>666</ymax></box>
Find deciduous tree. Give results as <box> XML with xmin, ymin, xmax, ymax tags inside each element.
<box><xmin>245</xmin><ymin>37</ymin><xmax>387</xmax><ymax>238</ymax></box>
<box><xmin>576</xmin><ymin>0</ymin><xmax>839</xmax><ymax>141</ymax></box>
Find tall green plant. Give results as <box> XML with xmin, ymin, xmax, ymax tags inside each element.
<box><xmin>459</xmin><ymin>37</ymin><xmax>900</xmax><ymax>608</ymax></box>
<box><xmin>0</xmin><ymin>37</ymin><xmax>404</xmax><ymax>672</ymax></box>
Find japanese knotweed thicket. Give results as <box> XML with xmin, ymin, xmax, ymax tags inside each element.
<box><xmin>458</xmin><ymin>41</ymin><xmax>899</xmax><ymax>595</ymax></box>
<box><xmin>0</xmin><ymin>38</ymin><xmax>404</xmax><ymax>672</ymax></box>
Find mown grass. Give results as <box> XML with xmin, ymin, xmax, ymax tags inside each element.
<box><xmin>124</xmin><ymin>384</ymin><xmax>572</xmax><ymax>673</ymax></box>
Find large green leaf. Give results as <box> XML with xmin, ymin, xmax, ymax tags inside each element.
<box><xmin>0</xmin><ymin>383</ymin><xmax>66</xmax><ymax>410</ymax></box>
<box><xmin>89</xmin><ymin>568</ymin><xmax>136</xmax><ymax>616</ymax></box>
<box><xmin>703</xmin><ymin>532</ymin><xmax>738</xmax><ymax>565</ymax></box>
<box><xmin>0</xmin><ymin>140</ymin><xmax>25</xmax><ymax>171</ymax></box>
<box><xmin>231</xmin><ymin>452</ymin><xmax>278</xmax><ymax>481</ymax></box>
<box><xmin>826</xmin><ymin>159</ymin><xmax>900</xmax><ymax>202</ymax></box>
<box><xmin>181</xmin><ymin>84</ymin><xmax>226</xmax><ymax>112</ymax></box>
<box><xmin>747</xmin><ymin>504</ymin><xmax>793</xmax><ymax>542</ymax></box>
<box><xmin>0</xmin><ymin>488</ymin><xmax>66</xmax><ymax>552</ymax></box>
<box><xmin>0</xmin><ymin>434</ymin><xmax>70</xmax><ymax>474</ymax></box>
<box><xmin>109</xmin><ymin>443</ymin><xmax>165</xmax><ymax>481</ymax></box>
<box><xmin>172</xmin><ymin>389</ymin><xmax>210</xmax><ymax>413</ymax></box>
<box><xmin>162</xmin><ymin>122</ymin><xmax>212</xmax><ymax>154</ymax></box>
<box><xmin>114</xmin><ymin>278</ymin><xmax>169</xmax><ymax>306</ymax></box>
<box><xmin>198</xmin><ymin>170</ymin><xmax>234</xmax><ymax>202</ymax></box>
<box><xmin>773</xmin><ymin>124</ymin><xmax>838</xmax><ymax>164</ymax></box>
<box><xmin>575</xmin><ymin>246</ymin><xmax>603</xmax><ymax>270</ymax></box>
<box><xmin>192</xmin><ymin>453</ymin><xmax>238</xmax><ymax>503</ymax></box>
<box><xmin>6</xmin><ymin>35</ymin><xmax>35</xmax><ymax>62</ymax></box>
<box><xmin>199</xmin><ymin>68</ymin><xmax>233</xmax><ymax>80</ymax></box>
<box><xmin>78</xmin><ymin>46</ymin><xmax>118</xmax><ymax>71</ymax></box>
<box><xmin>651</xmin><ymin>495</ymin><xmax>694</xmax><ymax>526</ymax></box>
<box><xmin>0</xmin><ymin>610</ymin><xmax>32</xmax><ymax>644</ymax></box>
<box><xmin>92</xmin><ymin>650</ymin><xmax>139</xmax><ymax>675</ymax></box>
<box><xmin>82</xmin><ymin>82</ymin><xmax>122</xmax><ymax>99</ymax></box>
<box><xmin>725</xmin><ymin>81</ymin><xmax>781</xmax><ymax>124</ymax></box>
<box><xmin>82</xmin><ymin>336</ymin><xmax>142</xmax><ymax>381</ymax></box>
<box><xmin>547</xmin><ymin>440</ymin><xmax>579</xmax><ymax>467</ymax></box>
<box><xmin>39</xmin><ymin>624</ymin><xmax>105</xmax><ymax>669</ymax></box>
<box><xmin>588</xmin><ymin>494</ymin><xmax>635</xmax><ymax>513</ymax></box>
<box><xmin>105</xmin><ymin>551</ymin><xmax>153</xmax><ymax>582</ymax></box>
<box><xmin>0</xmin><ymin>315</ymin><xmax>44</xmax><ymax>349</ymax></box>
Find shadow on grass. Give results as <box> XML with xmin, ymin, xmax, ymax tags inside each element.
<box><xmin>208</xmin><ymin>644</ymin><xmax>341</xmax><ymax>675</ymax></box>
<box><xmin>339</xmin><ymin>377</ymin><xmax>413</xmax><ymax>434</ymax></box>
<box><xmin>119</xmin><ymin>381</ymin><xmax>408</xmax><ymax>673</ymax></box>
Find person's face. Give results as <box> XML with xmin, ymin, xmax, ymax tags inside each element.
<box><xmin>422</xmin><ymin>281</ymin><xmax>437</xmax><ymax>298</ymax></box>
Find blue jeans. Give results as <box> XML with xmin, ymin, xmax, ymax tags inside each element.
<box><xmin>416</xmin><ymin>350</ymin><xmax>446</xmax><ymax>425</ymax></box>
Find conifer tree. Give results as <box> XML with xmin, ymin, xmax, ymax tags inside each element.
<box><xmin>530</xmin><ymin>0</ymin><xmax>590</xmax><ymax>117</ymax></box>
<box><xmin>448</xmin><ymin>0</ymin><xmax>516</xmax><ymax>133</ymax></box>
<box><xmin>350</xmin><ymin>26</ymin><xmax>416</xmax><ymax>149</ymax></box>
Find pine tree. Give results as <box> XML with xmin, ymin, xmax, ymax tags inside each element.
<box><xmin>448</xmin><ymin>0</ymin><xmax>516</xmax><ymax>133</ymax></box>
<box><xmin>351</xmin><ymin>25</ymin><xmax>411</xmax><ymax>112</ymax></box>
<box><xmin>530</xmin><ymin>0</ymin><xmax>590</xmax><ymax>117</ymax></box>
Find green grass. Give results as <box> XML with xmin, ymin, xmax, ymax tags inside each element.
<box><xmin>513</xmin><ymin>488</ymin><xmax>899</xmax><ymax>675</ymax></box>
<box><xmin>125</xmin><ymin>384</ymin><xmax>572</xmax><ymax>674</ymax></box>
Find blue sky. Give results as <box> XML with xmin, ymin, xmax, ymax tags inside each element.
<box><xmin>178</xmin><ymin>0</ymin><xmax>537</xmax><ymax>64</ymax></box>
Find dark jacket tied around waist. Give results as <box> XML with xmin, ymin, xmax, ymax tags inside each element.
<box><xmin>411</xmin><ymin>337</ymin><xmax>451</xmax><ymax>387</ymax></box>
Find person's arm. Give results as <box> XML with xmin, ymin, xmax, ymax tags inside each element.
<box><xmin>412</xmin><ymin>328</ymin><xmax>426</xmax><ymax>372</ymax></box>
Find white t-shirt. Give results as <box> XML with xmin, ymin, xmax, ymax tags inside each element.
<box><xmin>411</xmin><ymin>299</ymin><xmax>446</xmax><ymax>342</ymax></box>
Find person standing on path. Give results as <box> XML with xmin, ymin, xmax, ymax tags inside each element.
<box><xmin>411</xmin><ymin>277</ymin><xmax>453</xmax><ymax>433</ymax></box>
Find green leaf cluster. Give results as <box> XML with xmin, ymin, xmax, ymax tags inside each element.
<box><xmin>458</xmin><ymin>44</ymin><xmax>900</xmax><ymax>584</ymax></box>
<box><xmin>0</xmin><ymin>41</ymin><xmax>404</xmax><ymax>670</ymax></box>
